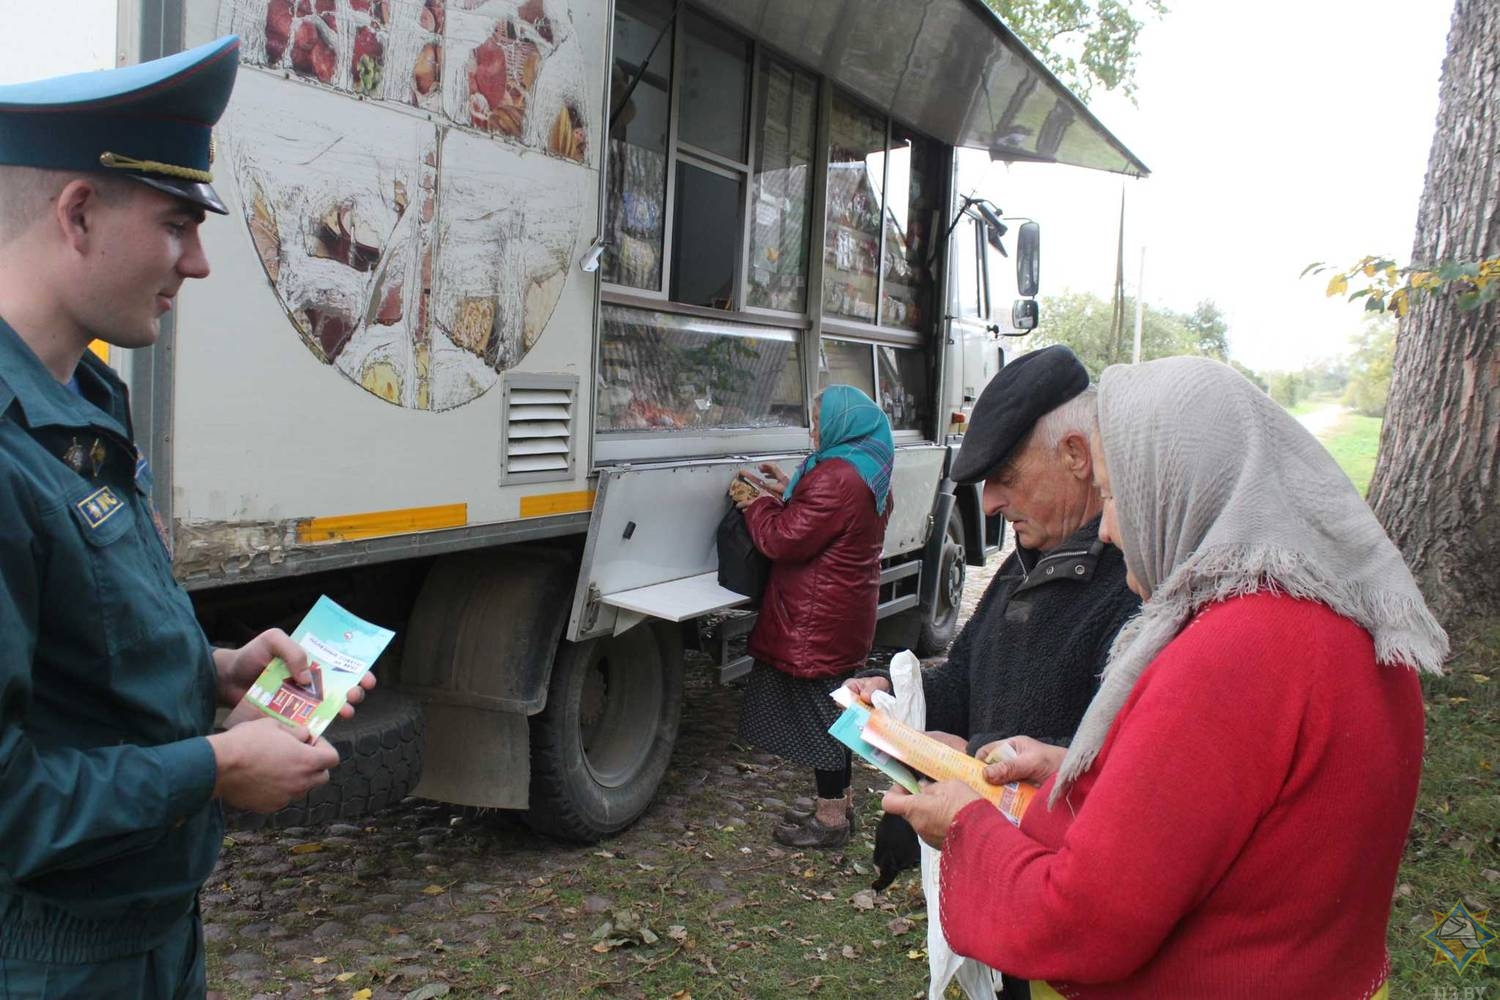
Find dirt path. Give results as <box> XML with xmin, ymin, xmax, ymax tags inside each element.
<box><xmin>1297</xmin><ymin>402</ymin><xmax>1347</xmax><ymax>439</ymax></box>
<box><xmin>204</xmin><ymin>560</ymin><xmax>1005</xmax><ymax>999</ymax></box>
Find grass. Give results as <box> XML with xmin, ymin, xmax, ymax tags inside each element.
<box><xmin>1319</xmin><ymin>410</ymin><xmax>1384</xmax><ymax>496</ymax></box>
<box><xmin>209</xmin><ymin>795</ymin><xmax>940</xmax><ymax>1000</ymax></box>
<box><xmin>1389</xmin><ymin>619</ymin><xmax>1500</xmax><ymax>992</ymax></box>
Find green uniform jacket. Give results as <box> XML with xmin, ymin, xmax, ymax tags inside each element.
<box><xmin>0</xmin><ymin>317</ymin><xmax>221</xmax><ymax>964</ymax></box>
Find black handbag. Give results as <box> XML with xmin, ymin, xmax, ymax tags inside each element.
<box><xmin>716</xmin><ymin>503</ymin><xmax>771</xmax><ymax>605</ymax></box>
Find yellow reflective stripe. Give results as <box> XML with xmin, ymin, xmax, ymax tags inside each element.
<box><xmin>295</xmin><ymin>503</ymin><xmax>467</xmax><ymax>543</ymax></box>
<box><xmin>519</xmin><ymin>490</ymin><xmax>594</xmax><ymax>518</ymax></box>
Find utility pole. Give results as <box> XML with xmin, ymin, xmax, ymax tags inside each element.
<box><xmin>1132</xmin><ymin>246</ymin><xmax>1146</xmax><ymax>364</ymax></box>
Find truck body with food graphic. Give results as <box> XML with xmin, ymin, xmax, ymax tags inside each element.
<box><xmin>110</xmin><ymin>0</ymin><xmax>1145</xmax><ymax>840</ymax></box>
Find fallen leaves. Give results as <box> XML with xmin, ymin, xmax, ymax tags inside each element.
<box><xmin>886</xmin><ymin>917</ymin><xmax>914</xmax><ymax>936</ymax></box>
<box><xmin>291</xmin><ymin>842</ymin><xmax>325</xmax><ymax>855</ymax></box>
<box><xmin>590</xmin><ymin>908</ymin><xmax>660</xmax><ymax>951</ymax></box>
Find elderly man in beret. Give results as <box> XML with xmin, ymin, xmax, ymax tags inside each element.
<box><xmin>847</xmin><ymin>345</ymin><xmax>1139</xmax><ymax>997</ymax></box>
<box><xmin>0</xmin><ymin>39</ymin><xmax>371</xmax><ymax>997</ymax></box>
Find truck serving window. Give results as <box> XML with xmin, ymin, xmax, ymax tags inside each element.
<box><xmin>603</xmin><ymin>0</ymin><xmax>674</xmax><ymax>291</ymax></box>
<box><xmin>816</xmin><ymin>340</ymin><xmax>929</xmax><ymax>435</ymax></box>
<box><xmin>881</xmin><ymin>127</ymin><xmax>941</xmax><ymax>333</ymax></box>
<box><xmin>598</xmin><ymin>7</ymin><xmax>945</xmax><ymax>444</ymax></box>
<box><xmin>822</xmin><ymin>94</ymin><xmax>887</xmax><ymax>325</ymax></box>
<box><xmin>598</xmin><ymin>306</ymin><xmax>803</xmax><ymax>432</ymax></box>
<box><xmin>876</xmin><ymin>345</ymin><xmax>930</xmax><ymax>433</ymax></box>
<box><xmin>746</xmin><ymin>56</ymin><xmax>816</xmax><ymax>313</ymax></box>
<box><xmin>818</xmin><ymin>338</ymin><xmax>877</xmax><ymax>401</ymax></box>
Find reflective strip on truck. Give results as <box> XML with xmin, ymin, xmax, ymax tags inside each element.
<box><xmin>295</xmin><ymin>503</ymin><xmax>469</xmax><ymax>543</ymax></box>
<box><xmin>518</xmin><ymin>490</ymin><xmax>595</xmax><ymax>518</ymax></box>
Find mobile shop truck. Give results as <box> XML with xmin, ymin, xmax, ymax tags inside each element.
<box><xmin>112</xmin><ymin>0</ymin><xmax>1146</xmax><ymax>841</ymax></box>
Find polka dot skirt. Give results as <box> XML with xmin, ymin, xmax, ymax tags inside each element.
<box><xmin>738</xmin><ymin>662</ymin><xmax>853</xmax><ymax>771</ymax></box>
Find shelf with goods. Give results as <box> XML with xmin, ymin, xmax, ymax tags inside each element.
<box><xmin>748</xmin><ymin>167</ymin><xmax>811</xmax><ymax>313</ymax></box>
<box><xmin>879</xmin><ymin>234</ymin><xmax>932</xmax><ymax>332</ymax></box>
<box><xmin>823</xmin><ymin>184</ymin><xmax>882</xmax><ymax>322</ymax></box>
<box><xmin>748</xmin><ymin>58</ymin><xmax>816</xmax><ymax>313</ymax></box>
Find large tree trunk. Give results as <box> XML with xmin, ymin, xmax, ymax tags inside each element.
<box><xmin>1368</xmin><ymin>0</ymin><xmax>1500</xmax><ymax>623</ymax></box>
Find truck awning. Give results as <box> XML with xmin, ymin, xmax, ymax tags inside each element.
<box><xmin>694</xmin><ymin>0</ymin><xmax>1149</xmax><ymax>177</ymax></box>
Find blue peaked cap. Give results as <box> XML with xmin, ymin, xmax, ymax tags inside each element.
<box><xmin>0</xmin><ymin>36</ymin><xmax>240</xmax><ymax>214</ymax></box>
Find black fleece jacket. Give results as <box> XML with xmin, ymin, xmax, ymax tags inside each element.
<box><xmin>867</xmin><ymin>515</ymin><xmax>1139</xmax><ymax>756</ymax></box>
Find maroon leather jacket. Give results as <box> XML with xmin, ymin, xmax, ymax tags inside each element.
<box><xmin>744</xmin><ymin>458</ymin><xmax>891</xmax><ymax>679</ymax></box>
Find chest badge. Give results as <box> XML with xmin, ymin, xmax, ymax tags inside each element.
<box><xmin>60</xmin><ymin>436</ymin><xmax>107</xmax><ymax>477</ymax></box>
<box><xmin>62</xmin><ymin>436</ymin><xmax>88</xmax><ymax>474</ymax></box>
<box><xmin>89</xmin><ymin>438</ymin><xmax>108</xmax><ymax>477</ymax></box>
<box><xmin>76</xmin><ymin>486</ymin><xmax>125</xmax><ymax>529</ymax></box>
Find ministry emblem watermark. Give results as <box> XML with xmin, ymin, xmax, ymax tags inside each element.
<box><xmin>1423</xmin><ymin>899</ymin><xmax>1494</xmax><ymax>975</ymax></box>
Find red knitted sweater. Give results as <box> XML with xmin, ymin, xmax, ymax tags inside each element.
<box><xmin>940</xmin><ymin>593</ymin><xmax>1424</xmax><ymax>999</ymax></box>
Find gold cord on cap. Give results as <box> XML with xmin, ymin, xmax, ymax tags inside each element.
<box><xmin>98</xmin><ymin>151</ymin><xmax>213</xmax><ymax>183</ymax></box>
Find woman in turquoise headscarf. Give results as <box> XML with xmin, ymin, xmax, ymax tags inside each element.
<box><xmin>729</xmin><ymin>385</ymin><xmax>895</xmax><ymax>848</ymax></box>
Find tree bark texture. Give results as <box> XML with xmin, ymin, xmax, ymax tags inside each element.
<box><xmin>1369</xmin><ymin>0</ymin><xmax>1500</xmax><ymax>622</ymax></box>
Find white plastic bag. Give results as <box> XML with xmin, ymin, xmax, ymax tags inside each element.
<box><xmin>877</xmin><ymin>650</ymin><xmax>998</xmax><ymax>1000</ymax></box>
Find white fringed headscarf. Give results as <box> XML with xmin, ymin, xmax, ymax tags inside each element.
<box><xmin>1052</xmin><ymin>356</ymin><xmax>1447</xmax><ymax>806</ymax></box>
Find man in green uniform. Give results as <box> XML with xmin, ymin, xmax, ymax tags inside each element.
<box><xmin>0</xmin><ymin>36</ymin><xmax>367</xmax><ymax>998</ymax></box>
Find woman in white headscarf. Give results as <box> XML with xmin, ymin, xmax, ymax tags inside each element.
<box><xmin>883</xmin><ymin>356</ymin><xmax>1446</xmax><ymax>1000</ymax></box>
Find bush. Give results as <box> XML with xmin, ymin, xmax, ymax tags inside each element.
<box><xmin>1269</xmin><ymin>371</ymin><xmax>1303</xmax><ymax>408</ymax></box>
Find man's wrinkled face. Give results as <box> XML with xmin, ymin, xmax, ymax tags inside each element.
<box><xmin>980</xmin><ymin>433</ymin><xmax>1096</xmax><ymax>553</ymax></box>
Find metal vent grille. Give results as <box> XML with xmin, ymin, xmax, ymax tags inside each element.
<box><xmin>501</xmin><ymin>373</ymin><xmax>577</xmax><ymax>484</ymax></box>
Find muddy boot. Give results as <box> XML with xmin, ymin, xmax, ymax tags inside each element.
<box><xmin>773</xmin><ymin>797</ymin><xmax>851</xmax><ymax>849</ymax></box>
<box><xmin>782</xmin><ymin>791</ymin><xmax>855</xmax><ymax>829</ymax></box>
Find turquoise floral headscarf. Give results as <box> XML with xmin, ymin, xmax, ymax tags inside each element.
<box><xmin>783</xmin><ymin>384</ymin><xmax>895</xmax><ymax>514</ymax></box>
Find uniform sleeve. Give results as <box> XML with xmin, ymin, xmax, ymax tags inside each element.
<box><xmin>936</xmin><ymin>613</ymin><xmax>1306</xmax><ymax>983</ymax></box>
<box><xmin>741</xmin><ymin>467</ymin><xmax>853</xmax><ymax>564</ymax></box>
<box><xmin>0</xmin><ymin>472</ymin><xmax>217</xmax><ymax>883</ymax></box>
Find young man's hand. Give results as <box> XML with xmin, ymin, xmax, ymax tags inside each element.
<box><xmin>214</xmin><ymin>628</ymin><xmax>376</xmax><ymax>719</ymax></box>
<box><xmin>207</xmin><ymin>717</ymin><xmax>342</xmax><ymax>813</ymax></box>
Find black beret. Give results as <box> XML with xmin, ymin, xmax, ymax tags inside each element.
<box><xmin>950</xmin><ymin>345</ymin><xmax>1090</xmax><ymax>484</ymax></box>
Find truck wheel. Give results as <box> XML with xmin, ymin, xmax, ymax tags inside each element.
<box><xmin>228</xmin><ymin>687</ymin><xmax>424</xmax><ymax>830</ymax></box>
<box><xmin>916</xmin><ymin>507</ymin><xmax>966</xmax><ymax>656</ymax></box>
<box><xmin>524</xmin><ymin>622</ymin><xmax>684</xmax><ymax>843</ymax></box>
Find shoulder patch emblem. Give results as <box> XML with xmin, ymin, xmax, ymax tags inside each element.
<box><xmin>76</xmin><ymin>486</ymin><xmax>125</xmax><ymax>529</ymax></box>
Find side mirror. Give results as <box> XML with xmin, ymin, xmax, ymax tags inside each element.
<box><xmin>1011</xmin><ymin>298</ymin><xmax>1039</xmax><ymax>332</ymax></box>
<box><xmin>1016</xmin><ymin>221</ymin><xmax>1040</xmax><ymax>297</ymax></box>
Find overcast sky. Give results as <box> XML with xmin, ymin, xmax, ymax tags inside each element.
<box><xmin>0</xmin><ymin>0</ymin><xmax>1454</xmax><ymax>372</ymax></box>
<box><xmin>978</xmin><ymin>0</ymin><xmax>1454</xmax><ymax>372</ymax></box>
